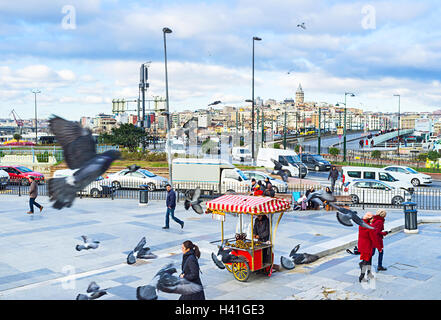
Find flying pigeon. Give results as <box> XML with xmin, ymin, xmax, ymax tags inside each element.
<box><xmin>127</xmin><ymin>164</ymin><xmax>141</xmax><ymax>173</ymax></box>
<box><xmin>306</xmin><ymin>189</ymin><xmax>336</xmax><ymax>208</ymax></box>
<box><xmin>136</xmin><ymin>264</ymin><xmax>203</xmax><ymax>300</ymax></box>
<box><xmin>288</xmin><ymin>244</ymin><xmax>319</xmax><ymax>264</ymax></box>
<box><xmin>211</xmin><ymin>241</ymin><xmax>244</xmax><ymax>269</ymax></box>
<box><xmin>329</xmin><ymin>203</ymin><xmax>374</xmax><ymax>230</ymax></box>
<box><xmin>184</xmin><ymin>188</ymin><xmax>204</xmax><ymax>214</ymax></box>
<box><xmin>297</xmin><ymin>22</ymin><xmax>306</xmax><ymax>29</ymax></box>
<box><xmin>346</xmin><ymin>246</ymin><xmax>360</xmax><ymax>255</ymax></box>
<box><xmin>127</xmin><ymin>237</ymin><xmax>157</xmax><ymax>264</ymax></box>
<box><xmin>136</xmin><ymin>247</ymin><xmax>158</xmax><ymax>259</ymax></box>
<box><xmin>75</xmin><ymin>281</ymin><xmax>108</xmax><ymax>300</ymax></box>
<box><xmin>48</xmin><ymin>116</ymin><xmax>121</xmax><ymax>209</ymax></box>
<box><xmin>271</xmin><ymin>159</ymin><xmax>289</xmax><ymax>182</ymax></box>
<box><xmin>75</xmin><ymin>235</ymin><xmax>100</xmax><ymax>251</ymax></box>
<box><xmin>280</xmin><ymin>256</ymin><xmax>295</xmax><ymax>270</ymax></box>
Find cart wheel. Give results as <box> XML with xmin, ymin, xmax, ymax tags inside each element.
<box><xmin>225</xmin><ymin>263</ymin><xmax>232</xmax><ymax>273</ymax></box>
<box><xmin>232</xmin><ymin>257</ymin><xmax>250</xmax><ymax>282</ymax></box>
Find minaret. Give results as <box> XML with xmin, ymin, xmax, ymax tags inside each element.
<box><xmin>296</xmin><ymin>83</ymin><xmax>304</xmax><ymax>106</ymax></box>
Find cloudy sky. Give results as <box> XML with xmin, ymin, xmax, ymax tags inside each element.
<box><xmin>0</xmin><ymin>0</ymin><xmax>440</xmax><ymax>120</ymax></box>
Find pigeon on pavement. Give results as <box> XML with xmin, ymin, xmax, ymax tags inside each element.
<box><xmin>75</xmin><ymin>235</ymin><xmax>100</xmax><ymax>251</ymax></box>
<box><xmin>329</xmin><ymin>203</ymin><xmax>374</xmax><ymax>230</ymax></box>
<box><xmin>48</xmin><ymin>116</ymin><xmax>120</xmax><ymax>209</ymax></box>
<box><xmin>75</xmin><ymin>281</ymin><xmax>108</xmax><ymax>300</ymax></box>
<box><xmin>136</xmin><ymin>264</ymin><xmax>203</xmax><ymax>300</ymax></box>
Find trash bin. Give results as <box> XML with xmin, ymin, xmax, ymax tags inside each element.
<box><xmin>403</xmin><ymin>201</ymin><xmax>418</xmax><ymax>234</ymax></box>
<box><xmin>139</xmin><ymin>187</ymin><xmax>148</xmax><ymax>206</ymax></box>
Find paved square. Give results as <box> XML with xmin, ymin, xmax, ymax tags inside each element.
<box><xmin>0</xmin><ymin>195</ymin><xmax>441</xmax><ymax>300</ymax></box>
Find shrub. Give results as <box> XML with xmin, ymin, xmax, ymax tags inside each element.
<box><xmin>371</xmin><ymin>150</ymin><xmax>381</xmax><ymax>159</ymax></box>
<box><xmin>36</xmin><ymin>151</ymin><xmax>49</xmax><ymax>163</ymax></box>
<box><xmin>329</xmin><ymin>147</ymin><xmax>340</xmax><ymax>157</ymax></box>
<box><xmin>427</xmin><ymin>151</ymin><xmax>440</xmax><ymax>162</ymax></box>
<box><xmin>273</xmin><ymin>143</ymin><xmax>281</xmax><ymax>149</ymax></box>
<box><xmin>294</xmin><ymin>145</ymin><xmax>300</xmax><ymax>153</ymax></box>
<box><xmin>417</xmin><ymin>153</ymin><xmax>428</xmax><ymax>162</ymax></box>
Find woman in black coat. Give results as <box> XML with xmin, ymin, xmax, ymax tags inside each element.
<box><xmin>179</xmin><ymin>240</ymin><xmax>205</xmax><ymax>300</ymax></box>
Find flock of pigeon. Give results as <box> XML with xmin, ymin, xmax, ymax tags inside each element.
<box><xmin>46</xmin><ymin>115</ymin><xmax>372</xmax><ymax>300</ymax></box>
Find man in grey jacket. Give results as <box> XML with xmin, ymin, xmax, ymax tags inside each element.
<box><xmin>27</xmin><ymin>176</ymin><xmax>43</xmax><ymax>214</ymax></box>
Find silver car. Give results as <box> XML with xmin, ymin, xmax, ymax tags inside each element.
<box><xmin>107</xmin><ymin>168</ymin><xmax>169</xmax><ymax>191</ymax></box>
<box><xmin>242</xmin><ymin>170</ymin><xmax>288</xmax><ymax>193</ymax></box>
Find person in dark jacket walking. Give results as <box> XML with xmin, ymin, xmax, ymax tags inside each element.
<box><xmin>27</xmin><ymin>176</ymin><xmax>43</xmax><ymax>214</ymax></box>
<box><xmin>163</xmin><ymin>184</ymin><xmax>184</xmax><ymax>229</ymax></box>
<box><xmin>328</xmin><ymin>166</ymin><xmax>339</xmax><ymax>193</ymax></box>
<box><xmin>263</xmin><ymin>182</ymin><xmax>275</xmax><ymax>197</ymax></box>
<box><xmin>370</xmin><ymin>209</ymin><xmax>389</xmax><ymax>272</ymax></box>
<box><xmin>358</xmin><ymin>212</ymin><xmax>374</xmax><ymax>282</ymax></box>
<box><xmin>179</xmin><ymin>240</ymin><xmax>205</xmax><ymax>300</ymax></box>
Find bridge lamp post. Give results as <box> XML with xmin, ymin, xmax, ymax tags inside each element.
<box><xmin>393</xmin><ymin>94</ymin><xmax>401</xmax><ymax>164</ymax></box>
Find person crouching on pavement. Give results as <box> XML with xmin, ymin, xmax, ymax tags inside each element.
<box><xmin>358</xmin><ymin>212</ymin><xmax>374</xmax><ymax>282</ymax></box>
<box><xmin>370</xmin><ymin>209</ymin><xmax>389</xmax><ymax>272</ymax></box>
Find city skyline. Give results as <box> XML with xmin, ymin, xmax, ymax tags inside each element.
<box><xmin>0</xmin><ymin>0</ymin><xmax>440</xmax><ymax>120</ymax></box>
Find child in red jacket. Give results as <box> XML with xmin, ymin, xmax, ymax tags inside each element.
<box><xmin>370</xmin><ymin>209</ymin><xmax>389</xmax><ymax>272</ymax></box>
<box><xmin>358</xmin><ymin>212</ymin><xmax>374</xmax><ymax>282</ymax></box>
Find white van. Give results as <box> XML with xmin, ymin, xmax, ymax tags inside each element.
<box><xmin>53</xmin><ymin>169</ymin><xmax>114</xmax><ymax>197</ymax></box>
<box><xmin>341</xmin><ymin>166</ymin><xmax>413</xmax><ymax>190</ymax></box>
<box><xmin>232</xmin><ymin>147</ymin><xmax>252</xmax><ymax>162</ymax></box>
<box><xmin>257</xmin><ymin>148</ymin><xmax>308</xmax><ymax>178</ymax></box>
<box><xmin>172</xmin><ymin>158</ymin><xmax>251</xmax><ymax>193</ymax></box>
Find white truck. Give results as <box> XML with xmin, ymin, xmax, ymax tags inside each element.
<box><xmin>256</xmin><ymin>148</ymin><xmax>308</xmax><ymax>178</ymax></box>
<box><xmin>172</xmin><ymin>158</ymin><xmax>251</xmax><ymax>194</ymax></box>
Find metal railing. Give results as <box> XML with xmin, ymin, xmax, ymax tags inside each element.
<box><xmin>1</xmin><ymin>178</ymin><xmax>439</xmax><ymax>211</ymax></box>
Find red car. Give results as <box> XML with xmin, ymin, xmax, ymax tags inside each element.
<box><xmin>0</xmin><ymin>166</ymin><xmax>45</xmax><ymax>185</ymax></box>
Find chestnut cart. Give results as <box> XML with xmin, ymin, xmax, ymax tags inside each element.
<box><xmin>206</xmin><ymin>194</ymin><xmax>290</xmax><ymax>282</ymax></box>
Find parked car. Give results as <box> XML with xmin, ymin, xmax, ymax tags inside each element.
<box><xmin>52</xmin><ymin>169</ymin><xmax>114</xmax><ymax>198</ymax></box>
<box><xmin>232</xmin><ymin>147</ymin><xmax>252</xmax><ymax>162</ymax></box>
<box><xmin>383</xmin><ymin>166</ymin><xmax>432</xmax><ymax>187</ymax></box>
<box><xmin>300</xmin><ymin>154</ymin><xmax>331</xmax><ymax>171</ymax></box>
<box><xmin>242</xmin><ymin>171</ymin><xmax>288</xmax><ymax>193</ymax></box>
<box><xmin>0</xmin><ymin>169</ymin><xmax>9</xmax><ymax>189</ymax></box>
<box><xmin>341</xmin><ymin>166</ymin><xmax>414</xmax><ymax>190</ymax></box>
<box><xmin>0</xmin><ymin>165</ymin><xmax>45</xmax><ymax>185</ymax></box>
<box><xmin>341</xmin><ymin>179</ymin><xmax>408</xmax><ymax>205</ymax></box>
<box><xmin>107</xmin><ymin>168</ymin><xmax>168</xmax><ymax>191</ymax></box>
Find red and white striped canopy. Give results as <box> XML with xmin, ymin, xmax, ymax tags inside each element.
<box><xmin>206</xmin><ymin>194</ymin><xmax>290</xmax><ymax>215</ymax></box>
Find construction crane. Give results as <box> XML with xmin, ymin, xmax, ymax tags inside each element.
<box><xmin>10</xmin><ymin>109</ymin><xmax>24</xmax><ymax>134</ymax></box>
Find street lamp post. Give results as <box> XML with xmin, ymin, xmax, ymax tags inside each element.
<box><xmin>283</xmin><ymin>105</ymin><xmax>287</xmax><ymax>149</ymax></box>
<box><xmin>318</xmin><ymin>107</ymin><xmax>321</xmax><ymax>155</ymax></box>
<box><xmin>32</xmin><ymin>90</ymin><xmax>41</xmax><ymax>144</ymax></box>
<box><xmin>251</xmin><ymin>36</ymin><xmax>262</xmax><ymax>163</ymax></box>
<box><xmin>261</xmin><ymin>107</ymin><xmax>264</xmax><ymax>147</ymax></box>
<box><xmin>343</xmin><ymin>92</ymin><xmax>355</xmax><ymax>162</ymax></box>
<box><xmin>163</xmin><ymin>27</ymin><xmax>173</xmax><ymax>186</ymax></box>
<box><xmin>394</xmin><ymin>94</ymin><xmax>401</xmax><ymax>164</ymax></box>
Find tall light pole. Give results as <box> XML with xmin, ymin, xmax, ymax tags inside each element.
<box><xmin>394</xmin><ymin>94</ymin><xmax>401</xmax><ymax>163</ymax></box>
<box><xmin>318</xmin><ymin>107</ymin><xmax>321</xmax><ymax>155</ymax></box>
<box><xmin>251</xmin><ymin>36</ymin><xmax>262</xmax><ymax>163</ymax></box>
<box><xmin>163</xmin><ymin>27</ymin><xmax>173</xmax><ymax>185</ymax></box>
<box><xmin>32</xmin><ymin>89</ymin><xmax>41</xmax><ymax>144</ymax></box>
<box><xmin>343</xmin><ymin>92</ymin><xmax>355</xmax><ymax>162</ymax></box>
